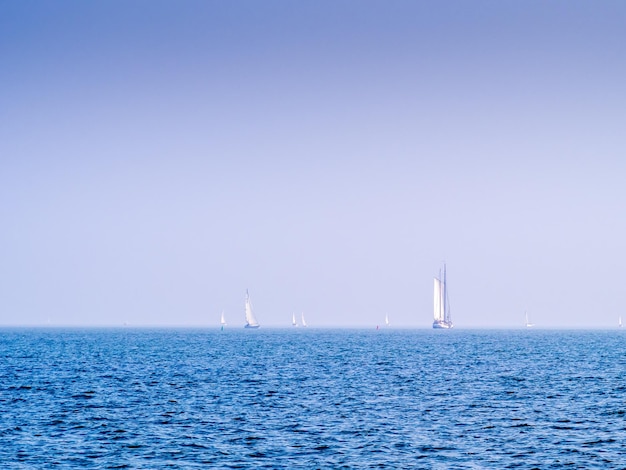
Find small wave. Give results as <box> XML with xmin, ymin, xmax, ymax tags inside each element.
<box><xmin>181</xmin><ymin>442</ymin><xmax>210</xmax><ymax>449</ymax></box>
<box><xmin>247</xmin><ymin>451</ymin><xmax>267</xmax><ymax>458</ymax></box>
<box><xmin>583</xmin><ymin>438</ymin><xmax>616</xmax><ymax>446</ymax></box>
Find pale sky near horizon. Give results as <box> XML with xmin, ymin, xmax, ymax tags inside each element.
<box><xmin>1</xmin><ymin>1</ymin><xmax>626</xmax><ymax>328</ymax></box>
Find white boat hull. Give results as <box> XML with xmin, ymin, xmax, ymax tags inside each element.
<box><xmin>433</xmin><ymin>321</ymin><xmax>453</xmax><ymax>329</ymax></box>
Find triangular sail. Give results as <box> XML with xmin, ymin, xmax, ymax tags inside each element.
<box><xmin>385</xmin><ymin>313</ymin><xmax>389</xmax><ymax>326</ymax></box>
<box><xmin>433</xmin><ymin>278</ymin><xmax>444</xmax><ymax>322</ymax></box>
<box><xmin>244</xmin><ymin>290</ymin><xmax>260</xmax><ymax>328</ymax></box>
<box><xmin>220</xmin><ymin>311</ymin><xmax>226</xmax><ymax>326</ymax></box>
<box><xmin>525</xmin><ymin>311</ymin><xmax>534</xmax><ymax>327</ymax></box>
<box><xmin>433</xmin><ymin>264</ymin><xmax>452</xmax><ymax>328</ymax></box>
<box><xmin>292</xmin><ymin>313</ymin><xmax>298</xmax><ymax>327</ymax></box>
<box><xmin>301</xmin><ymin>312</ymin><xmax>307</xmax><ymax>327</ymax></box>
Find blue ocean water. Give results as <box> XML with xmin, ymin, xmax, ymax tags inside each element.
<box><xmin>1</xmin><ymin>328</ymin><xmax>626</xmax><ymax>469</ymax></box>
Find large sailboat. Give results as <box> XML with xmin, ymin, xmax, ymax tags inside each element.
<box><xmin>244</xmin><ymin>290</ymin><xmax>260</xmax><ymax>328</ymax></box>
<box><xmin>433</xmin><ymin>264</ymin><xmax>453</xmax><ymax>329</ymax></box>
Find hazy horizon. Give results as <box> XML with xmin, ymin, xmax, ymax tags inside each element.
<box><xmin>2</xmin><ymin>1</ymin><xmax>626</xmax><ymax>329</ymax></box>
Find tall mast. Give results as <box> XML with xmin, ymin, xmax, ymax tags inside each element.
<box><xmin>440</xmin><ymin>267</ymin><xmax>444</xmax><ymax>323</ymax></box>
<box><xmin>443</xmin><ymin>263</ymin><xmax>452</xmax><ymax>325</ymax></box>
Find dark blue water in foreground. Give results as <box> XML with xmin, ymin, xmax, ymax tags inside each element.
<box><xmin>2</xmin><ymin>328</ymin><xmax>626</xmax><ymax>468</ymax></box>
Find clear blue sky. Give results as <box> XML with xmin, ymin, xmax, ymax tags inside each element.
<box><xmin>2</xmin><ymin>1</ymin><xmax>625</xmax><ymax>327</ymax></box>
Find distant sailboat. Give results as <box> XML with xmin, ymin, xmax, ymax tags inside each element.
<box><xmin>433</xmin><ymin>264</ymin><xmax>453</xmax><ymax>329</ymax></box>
<box><xmin>292</xmin><ymin>312</ymin><xmax>298</xmax><ymax>327</ymax></box>
<box><xmin>301</xmin><ymin>312</ymin><xmax>308</xmax><ymax>327</ymax></box>
<box><xmin>619</xmin><ymin>316</ymin><xmax>623</xmax><ymax>328</ymax></box>
<box><xmin>244</xmin><ymin>290</ymin><xmax>260</xmax><ymax>329</ymax></box>
<box><xmin>525</xmin><ymin>311</ymin><xmax>534</xmax><ymax>328</ymax></box>
<box><xmin>220</xmin><ymin>311</ymin><xmax>226</xmax><ymax>330</ymax></box>
<box><xmin>385</xmin><ymin>313</ymin><xmax>389</xmax><ymax>327</ymax></box>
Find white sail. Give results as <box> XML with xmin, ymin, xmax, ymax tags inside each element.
<box><xmin>525</xmin><ymin>311</ymin><xmax>534</xmax><ymax>328</ymax></box>
<box><xmin>244</xmin><ymin>290</ymin><xmax>260</xmax><ymax>328</ymax></box>
<box><xmin>433</xmin><ymin>264</ymin><xmax>452</xmax><ymax>329</ymax></box>
<box><xmin>292</xmin><ymin>312</ymin><xmax>298</xmax><ymax>327</ymax></box>
<box><xmin>433</xmin><ymin>278</ymin><xmax>444</xmax><ymax>323</ymax></box>
<box><xmin>220</xmin><ymin>311</ymin><xmax>226</xmax><ymax>326</ymax></box>
<box><xmin>301</xmin><ymin>312</ymin><xmax>307</xmax><ymax>327</ymax></box>
<box><xmin>619</xmin><ymin>316</ymin><xmax>622</xmax><ymax>328</ymax></box>
<box><xmin>385</xmin><ymin>313</ymin><xmax>389</xmax><ymax>326</ymax></box>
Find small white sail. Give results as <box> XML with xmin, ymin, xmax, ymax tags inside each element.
<box><xmin>220</xmin><ymin>311</ymin><xmax>226</xmax><ymax>326</ymax></box>
<box><xmin>244</xmin><ymin>290</ymin><xmax>260</xmax><ymax>328</ymax></box>
<box><xmin>301</xmin><ymin>312</ymin><xmax>307</xmax><ymax>327</ymax></box>
<box><xmin>619</xmin><ymin>315</ymin><xmax>622</xmax><ymax>328</ymax></box>
<box><xmin>525</xmin><ymin>312</ymin><xmax>532</xmax><ymax>327</ymax></box>
<box><xmin>385</xmin><ymin>313</ymin><xmax>389</xmax><ymax>326</ymax></box>
<box><xmin>292</xmin><ymin>312</ymin><xmax>298</xmax><ymax>327</ymax></box>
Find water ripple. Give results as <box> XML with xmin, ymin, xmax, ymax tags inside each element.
<box><xmin>1</xmin><ymin>328</ymin><xmax>626</xmax><ymax>468</ymax></box>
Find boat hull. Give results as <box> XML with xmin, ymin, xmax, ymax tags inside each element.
<box><xmin>244</xmin><ymin>324</ymin><xmax>260</xmax><ymax>329</ymax></box>
<box><xmin>433</xmin><ymin>321</ymin><xmax>453</xmax><ymax>329</ymax></box>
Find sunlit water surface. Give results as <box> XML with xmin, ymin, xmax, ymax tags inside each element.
<box><xmin>2</xmin><ymin>328</ymin><xmax>626</xmax><ymax>468</ymax></box>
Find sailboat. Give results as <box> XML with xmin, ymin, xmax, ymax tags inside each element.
<box><xmin>385</xmin><ymin>313</ymin><xmax>390</xmax><ymax>327</ymax></box>
<box><xmin>525</xmin><ymin>311</ymin><xmax>534</xmax><ymax>328</ymax></box>
<box><xmin>220</xmin><ymin>311</ymin><xmax>226</xmax><ymax>330</ymax></box>
<box><xmin>292</xmin><ymin>312</ymin><xmax>298</xmax><ymax>327</ymax></box>
<box><xmin>301</xmin><ymin>312</ymin><xmax>308</xmax><ymax>327</ymax></box>
<box><xmin>244</xmin><ymin>289</ymin><xmax>260</xmax><ymax>328</ymax></box>
<box><xmin>433</xmin><ymin>264</ymin><xmax>453</xmax><ymax>329</ymax></box>
<box><xmin>619</xmin><ymin>316</ymin><xmax>622</xmax><ymax>328</ymax></box>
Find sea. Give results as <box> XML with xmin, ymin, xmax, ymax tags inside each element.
<box><xmin>1</xmin><ymin>328</ymin><xmax>626</xmax><ymax>469</ymax></box>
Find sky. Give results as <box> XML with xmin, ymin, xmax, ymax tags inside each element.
<box><xmin>1</xmin><ymin>1</ymin><xmax>626</xmax><ymax>328</ymax></box>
